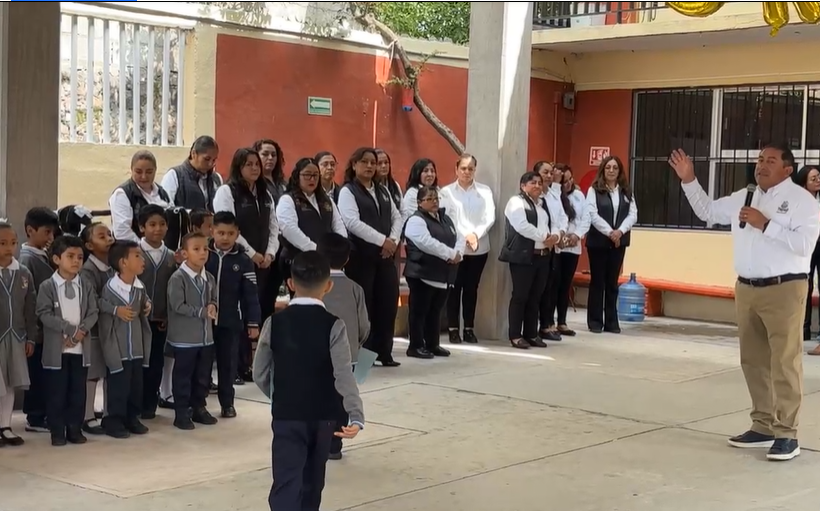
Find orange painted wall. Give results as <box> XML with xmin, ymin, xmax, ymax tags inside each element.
<box><xmin>214</xmin><ymin>34</ymin><xmax>570</xmax><ymax>187</ymax></box>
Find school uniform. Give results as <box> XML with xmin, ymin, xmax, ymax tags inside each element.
<box><xmin>205</xmin><ymin>241</ymin><xmax>260</xmax><ymax>410</ymax></box>
<box><xmin>0</xmin><ymin>259</ymin><xmax>37</xmax><ymax>392</ymax></box>
<box><xmin>139</xmin><ymin>240</ymin><xmax>177</xmax><ymax>415</ymax></box>
<box><xmin>35</xmin><ymin>274</ymin><xmax>99</xmax><ymax>440</ymax></box>
<box><xmin>252</xmin><ymin>298</ymin><xmax>365</xmax><ymax>511</ymax></box>
<box><xmin>97</xmin><ymin>275</ymin><xmax>152</xmax><ymax>435</ymax></box>
<box><xmin>19</xmin><ymin>243</ymin><xmax>53</xmax><ymax>430</ymax></box>
<box><xmin>79</xmin><ymin>256</ymin><xmax>116</xmax><ymax>380</ymax></box>
<box><xmin>166</xmin><ymin>263</ymin><xmax>217</xmax><ymax>423</ymax></box>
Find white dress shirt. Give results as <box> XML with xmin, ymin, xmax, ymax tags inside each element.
<box><xmin>108</xmin><ymin>274</ymin><xmax>145</xmax><ymax>305</ymax></box>
<box><xmin>682</xmin><ymin>178</ymin><xmax>820</xmax><ymax>279</ymax></box>
<box><xmin>338</xmin><ymin>183</ymin><xmax>403</xmax><ymax>247</ymax></box>
<box><xmin>558</xmin><ymin>188</ymin><xmax>591</xmax><ymax>255</ymax></box>
<box><xmin>504</xmin><ymin>195</ymin><xmax>557</xmax><ymax>250</ymax></box>
<box><xmin>404</xmin><ymin>213</ymin><xmax>467</xmax><ymax>289</ymax></box>
<box><xmin>108</xmin><ymin>183</ymin><xmax>174</xmax><ymax>243</ymax></box>
<box><xmin>586</xmin><ymin>185</ymin><xmax>639</xmax><ymax>237</ymax></box>
<box><xmin>159</xmin><ymin>168</ymin><xmax>223</xmax><ymax>207</ymax></box>
<box><xmin>400</xmin><ymin>186</ymin><xmax>458</xmax><ymax>224</ymax></box>
<box><xmin>275</xmin><ymin>193</ymin><xmax>348</xmax><ymax>252</ymax></box>
<box><xmin>441</xmin><ymin>180</ymin><xmax>496</xmax><ymax>256</ymax></box>
<box><xmin>52</xmin><ymin>273</ymin><xmax>83</xmax><ymax>355</ymax></box>
<box><xmin>544</xmin><ymin>183</ymin><xmax>569</xmax><ymax>234</ymax></box>
<box><xmin>212</xmin><ymin>184</ymin><xmax>280</xmax><ymax>259</ymax></box>
<box><xmin>140</xmin><ymin>239</ymin><xmax>168</xmax><ymax>266</ymax></box>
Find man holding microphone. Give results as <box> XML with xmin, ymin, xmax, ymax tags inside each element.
<box><xmin>669</xmin><ymin>143</ymin><xmax>820</xmax><ymax>461</ymax></box>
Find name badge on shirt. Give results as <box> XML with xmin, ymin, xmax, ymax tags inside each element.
<box><xmin>777</xmin><ymin>201</ymin><xmax>789</xmax><ymax>214</ymax></box>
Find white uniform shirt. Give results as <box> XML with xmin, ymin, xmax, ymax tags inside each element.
<box><xmin>504</xmin><ymin>195</ymin><xmax>558</xmax><ymax>250</ymax></box>
<box><xmin>404</xmin><ymin>213</ymin><xmax>467</xmax><ymax>288</ymax></box>
<box><xmin>337</xmin><ymin>184</ymin><xmax>403</xmax><ymax>247</ymax></box>
<box><xmin>441</xmin><ymin>180</ymin><xmax>496</xmax><ymax>256</ymax></box>
<box><xmin>275</xmin><ymin>193</ymin><xmax>347</xmax><ymax>252</ymax></box>
<box><xmin>212</xmin><ymin>184</ymin><xmax>280</xmax><ymax>259</ymax></box>
<box><xmin>682</xmin><ymin>178</ymin><xmax>820</xmax><ymax>279</ymax></box>
<box><xmin>543</xmin><ymin>183</ymin><xmax>569</xmax><ymax>234</ymax></box>
<box><xmin>401</xmin><ymin>186</ymin><xmax>458</xmax><ymax>225</ymax></box>
<box><xmin>586</xmin><ymin>185</ymin><xmax>638</xmax><ymax>237</ymax></box>
<box><xmin>558</xmin><ymin>188</ymin><xmax>591</xmax><ymax>255</ymax></box>
<box><xmin>108</xmin><ymin>183</ymin><xmax>174</xmax><ymax>243</ymax></box>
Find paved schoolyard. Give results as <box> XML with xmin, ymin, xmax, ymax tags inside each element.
<box><xmin>4</xmin><ymin>311</ymin><xmax>820</xmax><ymax>511</ymax></box>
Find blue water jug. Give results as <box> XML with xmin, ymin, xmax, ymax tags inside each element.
<box><xmin>618</xmin><ymin>273</ymin><xmax>646</xmax><ymax>322</ymax></box>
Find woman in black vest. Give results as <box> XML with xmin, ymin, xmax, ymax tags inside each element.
<box><xmin>404</xmin><ymin>186</ymin><xmax>465</xmax><ymax>359</ymax></box>
<box><xmin>254</xmin><ymin>139</ymin><xmax>287</xmax><ymax>205</ymax></box>
<box><xmin>585</xmin><ymin>155</ymin><xmax>638</xmax><ymax>334</ymax></box>
<box><xmin>108</xmin><ymin>150</ymin><xmax>173</xmax><ymax>242</ymax></box>
<box><xmin>499</xmin><ymin>172</ymin><xmax>560</xmax><ymax>349</ymax></box>
<box><xmin>315</xmin><ymin>151</ymin><xmax>341</xmax><ymax>202</ymax></box>
<box><xmin>160</xmin><ymin>135</ymin><xmax>222</xmax><ymax>212</ymax></box>
<box><xmin>375</xmin><ymin>148</ymin><xmax>402</xmax><ymax>210</ymax></box>
<box><xmin>338</xmin><ymin>147</ymin><xmax>404</xmax><ymax>367</ymax></box>
<box><xmin>277</xmin><ymin>157</ymin><xmax>347</xmax><ymax>277</ymax></box>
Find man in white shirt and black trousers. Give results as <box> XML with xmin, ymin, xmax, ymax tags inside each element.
<box><xmin>671</xmin><ymin>143</ymin><xmax>820</xmax><ymax>461</ymax></box>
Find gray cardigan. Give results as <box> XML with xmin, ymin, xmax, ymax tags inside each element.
<box><xmin>166</xmin><ymin>266</ymin><xmax>217</xmax><ymax>348</ymax></box>
<box><xmin>324</xmin><ymin>272</ymin><xmax>370</xmax><ymax>363</ymax></box>
<box><xmin>97</xmin><ymin>278</ymin><xmax>152</xmax><ymax>373</ymax></box>
<box><xmin>0</xmin><ymin>260</ymin><xmax>38</xmax><ymax>344</ymax></box>
<box><xmin>35</xmin><ymin>276</ymin><xmax>100</xmax><ymax>370</ymax></box>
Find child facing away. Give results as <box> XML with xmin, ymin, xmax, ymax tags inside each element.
<box><xmin>316</xmin><ymin>232</ymin><xmax>370</xmax><ymax>460</ymax></box>
<box><xmin>78</xmin><ymin>222</ymin><xmax>115</xmax><ymax>436</ymax></box>
<box><xmin>0</xmin><ymin>220</ymin><xmax>38</xmax><ymax>447</ymax></box>
<box><xmin>98</xmin><ymin>240</ymin><xmax>152</xmax><ymax>439</ymax></box>
<box><xmin>253</xmin><ymin>251</ymin><xmax>364</xmax><ymax>511</ymax></box>
<box><xmin>136</xmin><ymin>205</ymin><xmax>178</xmax><ymax>419</ymax></box>
<box><xmin>35</xmin><ymin>235</ymin><xmax>99</xmax><ymax>446</ymax></box>
<box><xmin>166</xmin><ymin>232</ymin><xmax>218</xmax><ymax>430</ymax></box>
<box><xmin>190</xmin><ymin>209</ymin><xmax>214</xmax><ymax>238</ymax></box>
<box><xmin>20</xmin><ymin>207</ymin><xmax>60</xmax><ymax>434</ymax></box>
<box><xmin>205</xmin><ymin>212</ymin><xmax>260</xmax><ymax>419</ymax></box>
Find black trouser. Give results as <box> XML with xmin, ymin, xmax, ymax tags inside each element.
<box><xmin>587</xmin><ymin>246</ymin><xmax>627</xmax><ymax>331</ymax></box>
<box><xmin>270</xmin><ymin>419</ymin><xmax>335</xmax><ymax>511</ymax></box>
<box><xmin>539</xmin><ymin>254</ymin><xmax>561</xmax><ymax>331</ymax></box>
<box><xmin>24</xmin><ymin>342</ymin><xmax>47</xmax><ymax>424</ymax></box>
<box><xmin>508</xmin><ymin>253</ymin><xmax>552</xmax><ymax>340</ymax></box>
<box><xmin>239</xmin><ymin>265</ymin><xmax>272</xmax><ymax>379</ymax></box>
<box><xmin>541</xmin><ymin>252</ymin><xmax>580</xmax><ymax>329</ymax></box>
<box><xmin>105</xmin><ymin>359</ymin><xmax>144</xmax><ymax>427</ymax></box>
<box><xmin>446</xmin><ymin>253</ymin><xmax>488</xmax><ymax>330</ymax></box>
<box><xmin>142</xmin><ymin>321</ymin><xmax>167</xmax><ymax>413</ymax></box>
<box><xmin>45</xmin><ymin>354</ymin><xmax>87</xmax><ymax>435</ymax></box>
<box><xmin>214</xmin><ymin>325</ymin><xmax>240</xmax><ymax>409</ymax></box>
<box><xmin>345</xmin><ymin>254</ymin><xmax>399</xmax><ymax>362</ymax></box>
<box><xmin>804</xmin><ymin>243</ymin><xmax>820</xmax><ymax>338</ymax></box>
<box><xmin>407</xmin><ymin>277</ymin><xmax>449</xmax><ymax>351</ymax></box>
<box><xmin>172</xmin><ymin>345</ymin><xmax>214</xmax><ymax>415</ymax></box>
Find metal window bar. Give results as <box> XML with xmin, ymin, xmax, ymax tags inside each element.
<box><xmin>532</xmin><ymin>2</ymin><xmax>664</xmax><ymax>27</ymax></box>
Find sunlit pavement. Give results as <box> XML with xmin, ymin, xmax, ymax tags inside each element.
<box><xmin>5</xmin><ymin>310</ymin><xmax>820</xmax><ymax>511</ymax></box>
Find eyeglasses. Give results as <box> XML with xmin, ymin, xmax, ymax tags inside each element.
<box><xmin>301</xmin><ymin>173</ymin><xmax>320</xmax><ymax>180</ymax></box>
<box><xmin>420</xmin><ymin>196</ymin><xmax>439</xmax><ymax>203</ymax></box>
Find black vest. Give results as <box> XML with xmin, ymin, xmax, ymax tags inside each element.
<box><xmin>280</xmin><ymin>191</ymin><xmax>335</xmax><ymax>262</ymax></box>
<box><xmin>498</xmin><ymin>194</ymin><xmax>552</xmax><ymax>265</ymax></box>
<box><xmin>403</xmin><ymin>210</ymin><xmax>459</xmax><ymax>284</ymax></box>
<box><xmin>585</xmin><ymin>187</ymin><xmax>632</xmax><ymax>249</ymax></box>
<box><xmin>263</xmin><ymin>177</ymin><xmax>287</xmax><ymax>206</ymax></box>
<box><xmin>229</xmin><ymin>182</ymin><xmax>273</xmax><ymax>254</ymax></box>
<box><xmin>171</xmin><ymin>160</ymin><xmax>220</xmax><ymax>212</ymax></box>
<box><xmin>324</xmin><ymin>183</ymin><xmax>341</xmax><ymax>204</ymax></box>
<box><xmin>269</xmin><ymin>305</ymin><xmax>345</xmax><ymax>421</ymax></box>
<box><xmin>343</xmin><ymin>180</ymin><xmax>394</xmax><ymax>261</ymax></box>
<box><xmin>118</xmin><ymin>179</ymin><xmax>172</xmax><ymax>237</ymax></box>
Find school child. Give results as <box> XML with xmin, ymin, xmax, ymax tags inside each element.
<box><xmin>166</xmin><ymin>232</ymin><xmax>218</xmax><ymax>430</ymax></box>
<box><xmin>35</xmin><ymin>235</ymin><xmax>99</xmax><ymax>446</ymax></box>
<box><xmin>97</xmin><ymin>240</ymin><xmax>152</xmax><ymax>439</ymax></box>
<box><xmin>0</xmin><ymin>221</ymin><xmax>38</xmax><ymax>447</ymax></box>
<box><xmin>190</xmin><ymin>209</ymin><xmax>214</xmax><ymax>237</ymax></box>
<box><xmin>316</xmin><ymin>232</ymin><xmax>370</xmax><ymax>460</ymax></box>
<box><xmin>205</xmin><ymin>212</ymin><xmax>260</xmax><ymax>418</ymax></box>
<box><xmin>253</xmin><ymin>251</ymin><xmax>364</xmax><ymax>511</ymax></box>
<box><xmin>20</xmin><ymin>207</ymin><xmax>60</xmax><ymax>434</ymax></box>
<box><xmin>79</xmin><ymin>222</ymin><xmax>115</xmax><ymax>435</ymax></box>
<box><xmin>136</xmin><ymin>205</ymin><xmax>178</xmax><ymax>419</ymax></box>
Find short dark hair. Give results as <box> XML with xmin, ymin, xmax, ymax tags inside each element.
<box><xmin>108</xmin><ymin>240</ymin><xmax>139</xmax><ymax>272</ymax></box>
<box><xmin>24</xmin><ymin>207</ymin><xmax>59</xmax><ymax>231</ymax></box>
<box><xmin>181</xmin><ymin>231</ymin><xmax>207</xmax><ymax>250</ymax></box>
<box><xmin>290</xmin><ymin>251</ymin><xmax>330</xmax><ymax>291</ymax></box>
<box><xmin>138</xmin><ymin>204</ymin><xmax>167</xmax><ymax>227</ymax></box>
<box><xmin>317</xmin><ymin>233</ymin><xmax>350</xmax><ymax>270</ymax></box>
<box><xmin>131</xmin><ymin>149</ymin><xmax>157</xmax><ymax>168</ymax></box>
<box><xmin>212</xmin><ymin>211</ymin><xmax>237</xmax><ymax>227</ymax></box>
<box><xmin>190</xmin><ymin>209</ymin><xmax>212</xmax><ymax>229</ymax></box>
<box><xmin>50</xmin><ymin>235</ymin><xmax>84</xmax><ymax>258</ymax></box>
<box><xmin>763</xmin><ymin>142</ymin><xmax>796</xmax><ymax>169</ymax></box>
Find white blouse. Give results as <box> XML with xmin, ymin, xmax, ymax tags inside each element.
<box><xmin>586</xmin><ymin>185</ymin><xmax>638</xmax><ymax>238</ymax></box>
<box><xmin>275</xmin><ymin>193</ymin><xmax>347</xmax><ymax>252</ymax></box>
<box><xmin>212</xmin><ymin>184</ymin><xmax>280</xmax><ymax>258</ymax></box>
<box><xmin>558</xmin><ymin>188</ymin><xmax>591</xmax><ymax>256</ymax></box>
<box><xmin>401</xmin><ymin>186</ymin><xmax>458</xmax><ymax>225</ymax></box>
<box><xmin>108</xmin><ymin>183</ymin><xmax>174</xmax><ymax>243</ymax></box>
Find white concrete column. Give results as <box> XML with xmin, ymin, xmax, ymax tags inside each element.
<box><xmin>466</xmin><ymin>2</ymin><xmax>533</xmax><ymax>341</ymax></box>
<box><xmin>0</xmin><ymin>2</ymin><xmax>61</xmax><ymax>228</ymax></box>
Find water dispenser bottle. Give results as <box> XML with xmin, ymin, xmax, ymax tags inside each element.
<box><xmin>618</xmin><ymin>273</ymin><xmax>646</xmax><ymax>322</ymax></box>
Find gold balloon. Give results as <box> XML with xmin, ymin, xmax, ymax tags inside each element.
<box><xmin>763</xmin><ymin>1</ymin><xmax>790</xmax><ymax>35</ymax></box>
<box><xmin>794</xmin><ymin>1</ymin><xmax>820</xmax><ymax>23</ymax></box>
<box><xmin>665</xmin><ymin>2</ymin><xmax>725</xmax><ymax>16</ymax></box>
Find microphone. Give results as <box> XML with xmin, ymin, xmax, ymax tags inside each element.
<box><xmin>739</xmin><ymin>184</ymin><xmax>756</xmax><ymax>229</ymax></box>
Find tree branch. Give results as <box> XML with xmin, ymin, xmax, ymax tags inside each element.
<box><xmin>359</xmin><ymin>12</ymin><xmax>466</xmax><ymax>155</ymax></box>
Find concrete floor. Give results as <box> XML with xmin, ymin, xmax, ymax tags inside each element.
<box><xmin>4</xmin><ymin>310</ymin><xmax>820</xmax><ymax>510</ymax></box>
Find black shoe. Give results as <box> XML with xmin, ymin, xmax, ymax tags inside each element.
<box><xmin>539</xmin><ymin>330</ymin><xmax>562</xmax><ymax>342</ymax></box>
<box><xmin>66</xmin><ymin>428</ymin><xmax>87</xmax><ymax>444</ymax></box>
<box><xmin>51</xmin><ymin>433</ymin><xmax>67</xmax><ymax>447</ymax></box>
<box><xmin>209</xmin><ymin>382</ymin><xmax>219</xmax><ymax>394</ymax></box>
<box><xmin>589</xmin><ymin>327</ymin><xmax>603</xmax><ymax>334</ymax></box>
<box><xmin>328</xmin><ymin>451</ymin><xmax>343</xmax><ymax>460</ymax></box>
<box><xmin>192</xmin><ymin>407</ymin><xmax>218</xmax><ymax>425</ymax></box>
<box><xmin>157</xmin><ymin>397</ymin><xmax>175</xmax><ymax>410</ymax></box>
<box><xmin>604</xmin><ymin>326</ymin><xmax>621</xmax><ymax>334</ymax></box>
<box><xmin>767</xmin><ymin>438</ymin><xmax>800</xmax><ymax>461</ymax></box>
<box><xmin>241</xmin><ymin>370</ymin><xmax>254</xmax><ymax>383</ymax></box>
<box><xmin>557</xmin><ymin>326</ymin><xmax>576</xmax><ymax>337</ymax></box>
<box><xmin>0</xmin><ymin>427</ymin><xmax>24</xmax><ymax>446</ymax></box>
<box><xmin>378</xmin><ymin>357</ymin><xmax>401</xmax><ymax>367</ymax></box>
<box><xmin>526</xmin><ymin>337</ymin><xmax>548</xmax><ymax>348</ymax></box>
<box><xmin>126</xmin><ymin>419</ymin><xmax>149</xmax><ymax>435</ymax></box>
<box><xmin>173</xmin><ymin>416</ymin><xmax>196</xmax><ymax>430</ymax></box>
<box><xmin>728</xmin><ymin>430</ymin><xmax>775</xmax><ymax>449</ymax></box>
<box><xmin>103</xmin><ymin>418</ymin><xmax>131</xmax><ymax>439</ymax></box>
<box><xmin>510</xmin><ymin>338</ymin><xmax>529</xmax><ymax>349</ymax></box>
<box><xmin>25</xmin><ymin>418</ymin><xmax>49</xmax><ymax>433</ymax></box>
<box><xmin>406</xmin><ymin>347</ymin><xmax>435</xmax><ymax>359</ymax></box>
<box><xmin>221</xmin><ymin>406</ymin><xmax>237</xmax><ymax>419</ymax></box>
<box><xmin>233</xmin><ymin>376</ymin><xmax>245</xmax><ymax>386</ymax></box>
<box><xmin>141</xmin><ymin>409</ymin><xmax>157</xmax><ymax>420</ymax></box>
<box><xmin>429</xmin><ymin>346</ymin><xmax>451</xmax><ymax>357</ymax></box>
<box><xmin>448</xmin><ymin>329</ymin><xmax>463</xmax><ymax>344</ymax></box>
<box><xmin>463</xmin><ymin>329</ymin><xmax>479</xmax><ymax>344</ymax></box>
<box><xmin>82</xmin><ymin>419</ymin><xmax>105</xmax><ymax>435</ymax></box>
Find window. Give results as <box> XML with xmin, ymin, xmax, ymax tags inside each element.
<box><xmin>632</xmin><ymin>84</ymin><xmax>820</xmax><ymax>230</ymax></box>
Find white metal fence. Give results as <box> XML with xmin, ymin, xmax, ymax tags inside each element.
<box><xmin>60</xmin><ymin>7</ymin><xmax>192</xmax><ymax>146</ymax></box>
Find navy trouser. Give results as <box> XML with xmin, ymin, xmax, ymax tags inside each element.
<box><xmin>269</xmin><ymin>419</ymin><xmax>335</xmax><ymax>511</ymax></box>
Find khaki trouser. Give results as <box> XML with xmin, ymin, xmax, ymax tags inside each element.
<box><xmin>735</xmin><ymin>279</ymin><xmax>807</xmax><ymax>439</ymax></box>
